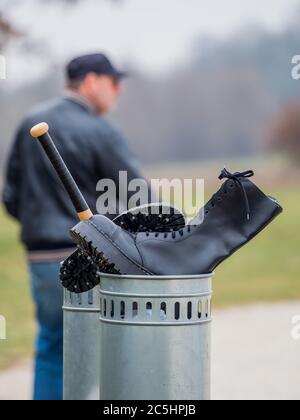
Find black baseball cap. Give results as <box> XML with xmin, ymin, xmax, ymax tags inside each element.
<box><xmin>66</xmin><ymin>53</ymin><xmax>128</xmax><ymax>81</ymax></box>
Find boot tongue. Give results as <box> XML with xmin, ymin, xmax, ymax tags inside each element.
<box><xmin>218</xmin><ymin>168</ymin><xmax>255</xmax><ymax>221</ymax></box>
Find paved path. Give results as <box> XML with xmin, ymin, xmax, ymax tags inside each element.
<box><xmin>0</xmin><ymin>302</ymin><xmax>299</xmax><ymax>400</ymax></box>
<box><xmin>212</xmin><ymin>301</ymin><xmax>300</xmax><ymax>400</ymax></box>
<box><xmin>0</xmin><ymin>360</ymin><xmax>33</xmax><ymax>400</ymax></box>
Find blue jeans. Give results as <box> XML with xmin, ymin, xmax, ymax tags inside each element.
<box><xmin>29</xmin><ymin>262</ymin><xmax>63</xmax><ymax>400</ymax></box>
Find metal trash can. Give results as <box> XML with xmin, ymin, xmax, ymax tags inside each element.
<box><xmin>63</xmin><ymin>287</ymin><xmax>100</xmax><ymax>400</ymax></box>
<box><xmin>99</xmin><ymin>273</ymin><xmax>213</xmax><ymax>400</ymax></box>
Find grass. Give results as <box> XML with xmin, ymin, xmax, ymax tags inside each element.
<box><xmin>213</xmin><ymin>186</ymin><xmax>300</xmax><ymax>306</ymax></box>
<box><xmin>0</xmin><ymin>206</ymin><xmax>35</xmax><ymax>370</ymax></box>
<box><xmin>0</xmin><ymin>167</ymin><xmax>299</xmax><ymax>370</ymax></box>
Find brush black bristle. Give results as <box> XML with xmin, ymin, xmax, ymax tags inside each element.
<box><xmin>60</xmin><ymin>247</ymin><xmax>120</xmax><ymax>294</ymax></box>
<box><xmin>116</xmin><ymin>211</ymin><xmax>185</xmax><ymax>233</ymax></box>
<box><xmin>60</xmin><ymin>249</ymin><xmax>99</xmax><ymax>293</ymax></box>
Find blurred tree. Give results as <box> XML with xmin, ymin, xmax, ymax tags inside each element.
<box><xmin>269</xmin><ymin>103</ymin><xmax>300</xmax><ymax>162</ymax></box>
<box><xmin>0</xmin><ymin>13</ymin><xmax>20</xmax><ymax>48</ymax></box>
<box><xmin>193</xmin><ymin>10</ymin><xmax>300</xmax><ymax>102</ymax></box>
<box><xmin>0</xmin><ymin>0</ymin><xmax>298</xmax><ymax>170</ymax></box>
<box><xmin>0</xmin><ymin>0</ymin><xmax>123</xmax><ymax>48</ymax></box>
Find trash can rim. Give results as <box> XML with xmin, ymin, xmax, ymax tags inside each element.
<box><xmin>98</xmin><ymin>272</ymin><xmax>214</xmax><ymax>280</ymax></box>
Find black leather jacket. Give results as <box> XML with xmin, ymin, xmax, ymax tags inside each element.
<box><xmin>2</xmin><ymin>96</ymin><xmax>148</xmax><ymax>250</ymax></box>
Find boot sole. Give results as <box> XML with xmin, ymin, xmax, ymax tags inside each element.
<box><xmin>60</xmin><ymin>248</ymin><xmax>113</xmax><ymax>293</ymax></box>
<box><xmin>114</xmin><ymin>203</ymin><xmax>186</xmax><ymax>233</ymax></box>
<box><xmin>70</xmin><ymin>221</ymin><xmax>154</xmax><ymax>276</ymax></box>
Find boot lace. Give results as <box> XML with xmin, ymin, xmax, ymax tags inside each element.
<box><xmin>145</xmin><ymin>224</ymin><xmax>196</xmax><ymax>239</ymax></box>
<box><xmin>217</xmin><ymin>168</ymin><xmax>254</xmax><ymax>221</ymax></box>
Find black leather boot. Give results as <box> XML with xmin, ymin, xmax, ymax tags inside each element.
<box><xmin>61</xmin><ymin>203</ymin><xmax>186</xmax><ymax>292</ymax></box>
<box><xmin>70</xmin><ymin>169</ymin><xmax>283</xmax><ymax>276</ymax></box>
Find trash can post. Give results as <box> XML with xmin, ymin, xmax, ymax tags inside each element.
<box><xmin>63</xmin><ymin>287</ymin><xmax>100</xmax><ymax>400</ymax></box>
<box><xmin>99</xmin><ymin>273</ymin><xmax>213</xmax><ymax>400</ymax></box>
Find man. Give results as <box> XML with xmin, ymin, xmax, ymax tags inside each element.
<box><xmin>2</xmin><ymin>53</ymin><xmax>149</xmax><ymax>400</ymax></box>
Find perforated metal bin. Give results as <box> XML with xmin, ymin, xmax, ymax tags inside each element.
<box><xmin>63</xmin><ymin>287</ymin><xmax>100</xmax><ymax>400</ymax></box>
<box><xmin>99</xmin><ymin>273</ymin><xmax>213</xmax><ymax>400</ymax></box>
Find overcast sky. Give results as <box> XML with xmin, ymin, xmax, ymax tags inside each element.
<box><xmin>3</xmin><ymin>0</ymin><xmax>300</xmax><ymax>85</ymax></box>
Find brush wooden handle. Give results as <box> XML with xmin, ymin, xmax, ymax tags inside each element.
<box><xmin>30</xmin><ymin>123</ymin><xmax>93</xmax><ymax>221</ymax></box>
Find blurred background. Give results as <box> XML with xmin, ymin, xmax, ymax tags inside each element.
<box><xmin>0</xmin><ymin>0</ymin><xmax>299</xmax><ymax>400</ymax></box>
